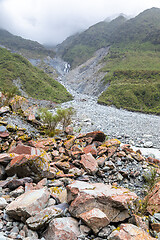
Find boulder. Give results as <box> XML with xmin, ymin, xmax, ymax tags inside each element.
<box><xmin>43</xmin><ymin>217</ymin><xmax>80</xmax><ymax>240</ymax></box>
<box><xmin>6</xmin><ymin>187</ymin><xmax>50</xmax><ymax>221</ymax></box>
<box><xmin>5</xmin><ymin>153</ymin><xmax>53</xmax><ymax>182</ymax></box>
<box><xmin>108</xmin><ymin>223</ymin><xmax>156</xmax><ymax>240</ymax></box>
<box><xmin>26</xmin><ymin>206</ymin><xmax>63</xmax><ymax>230</ymax></box>
<box><xmin>80</xmin><ymin>153</ymin><xmax>98</xmax><ymax>175</ymax></box>
<box><xmin>0</xmin><ymin>153</ymin><xmax>19</xmax><ymax>165</ymax></box>
<box><xmin>67</xmin><ymin>181</ymin><xmax>138</xmax><ymax>225</ymax></box>
<box><xmin>79</xmin><ymin>208</ymin><xmax>110</xmax><ymax>234</ymax></box>
<box><xmin>146</xmin><ymin>181</ymin><xmax>160</xmax><ymax>215</ymax></box>
<box><xmin>83</xmin><ymin>144</ymin><xmax>98</xmax><ymax>157</ymax></box>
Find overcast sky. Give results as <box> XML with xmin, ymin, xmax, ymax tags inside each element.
<box><xmin>0</xmin><ymin>0</ymin><xmax>160</xmax><ymax>45</ymax></box>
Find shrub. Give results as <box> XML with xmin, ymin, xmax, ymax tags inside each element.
<box><xmin>39</xmin><ymin>107</ymin><xmax>75</xmax><ymax>135</ymax></box>
<box><xmin>56</xmin><ymin>107</ymin><xmax>75</xmax><ymax>130</ymax></box>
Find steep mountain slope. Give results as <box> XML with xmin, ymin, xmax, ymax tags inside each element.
<box><xmin>0</xmin><ymin>29</ymin><xmax>55</xmax><ymax>58</ymax></box>
<box><xmin>57</xmin><ymin>16</ymin><xmax>126</xmax><ymax>68</ymax></box>
<box><xmin>57</xmin><ymin>8</ymin><xmax>160</xmax><ymax>68</ymax></box>
<box><xmin>0</xmin><ymin>47</ymin><xmax>72</xmax><ymax>103</ymax></box>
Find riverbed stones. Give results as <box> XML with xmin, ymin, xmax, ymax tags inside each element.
<box><xmin>6</xmin><ymin>187</ymin><xmax>50</xmax><ymax>221</ymax></box>
<box><xmin>43</xmin><ymin>217</ymin><xmax>80</xmax><ymax>240</ymax></box>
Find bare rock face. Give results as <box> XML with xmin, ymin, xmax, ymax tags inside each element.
<box><xmin>67</xmin><ymin>181</ymin><xmax>138</xmax><ymax>229</ymax></box>
<box><xmin>43</xmin><ymin>217</ymin><xmax>80</xmax><ymax>240</ymax></box>
<box><xmin>146</xmin><ymin>181</ymin><xmax>160</xmax><ymax>215</ymax></box>
<box><xmin>108</xmin><ymin>223</ymin><xmax>156</xmax><ymax>240</ymax></box>
<box><xmin>6</xmin><ymin>187</ymin><xmax>50</xmax><ymax>221</ymax></box>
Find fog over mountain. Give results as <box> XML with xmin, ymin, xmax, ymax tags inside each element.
<box><xmin>0</xmin><ymin>0</ymin><xmax>160</xmax><ymax>45</ymax></box>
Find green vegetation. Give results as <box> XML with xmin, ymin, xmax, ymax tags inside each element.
<box><xmin>58</xmin><ymin>8</ymin><xmax>160</xmax><ymax>68</ymax></box>
<box><xmin>98</xmin><ymin>44</ymin><xmax>160</xmax><ymax>114</ymax></box>
<box><xmin>143</xmin><ymin>167</ymin><xmax>160</xmax><ymax>191</ymax></box>
<box><xmin>0</xmin><ymin>47</ymin><xmax>72</xmax><ymax>103</ymax></box>
<box><xmin>0</xmin><ymin>29</ymin><xmax>55</xmax><ymax>58</ymax></box>
<box><xmin>58</xmin><ymin>16</ymin><xmax>126</xmax><ymax>68</ymax></box>
<box><xmin>39</xmin><ymin>107</ymin><xmax>75</xmax><ymax>136</ymax></box>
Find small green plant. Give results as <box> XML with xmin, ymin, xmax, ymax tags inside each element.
<box><xmin>39</xmin><ymin>107</ymin><xmax>75</xmax><ymax>136</ymax></box>
<box><xmin>56</xmin><ymin>107</ymin><xmax>75</xmax><ymax>130</ymax></box>
<box><xmin>2</xmin><ymin>86</ymin><xmax>19</xmax><ymax>106</ymax></box>
<box><xmin>143</xmin><ymin>167</ymin><xmax>160</xmax><ymax>191</ymax></box>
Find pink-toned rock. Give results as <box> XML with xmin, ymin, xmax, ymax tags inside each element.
<box><xmin>83</xmin><ymin>145</ymin><xmax>98</xmax><ymax>157</ymax></box>
<box><xmin>0</xmin><ymin>153</ymin><xmax>19</xmax><ymax>165</ymax></box>
<box><xmin>97</xmin><ymin>146</ymin><xmax>108</xmax><ymax>156</ymax></box>
<box><xmin>5</xmin><ymin>154</ymin><xmax>53</xmax><ymax>182</ymax></box>
<box><xmin>146</xmin><ymin>181</ymin><xmax>160</xmax><ymax>215</ymax></box>
<box><xmin>2</xmin><ymin>177</ymin><xmax>33</xmax><ymax>190</ymax></box>
<box><xmin>107</xmin><ymin>146</ymin><xmax>118</xmax><ymax>158</ymax></box>
<box><xmin>64</xmin><ymin>137</ymin><xmax>76</xmax><ymax>149</ymax></box>
<box><xmin>80</xmin><ymin>208</ymin><xmax>110</xmax><ymax>234</ymax></box>
<box><xmin>108</xmin><ymin>223</ymin><xmax>156</xmax><ymax>240</ymax></box>
<box><xmin>26</xmin><ymin>206</ymin><xmax>63</xmax><ymax>230</ymax></box>
<box><xmin>147</xmin><ymin>157</ymin><xmax>160</xmax><ymax>167</ymax></box>
<box><xmin>9</xmin><ymin>95</ymin><xmax>29</xmax><ymax>112</ymax></box>
<box><xmin>43</xmin><ymin>217</ymin><xmax>80</xmax><ymax>240</ymax></box>
<box><xmin>129</xmin><ymin>214</ymin><xmax>149</xmax><ymax>232</ymax></box>
<box><xmin>151</xmin><ymin>223</ymin><xmax>160</xmax><ymax>233</ymax></box>
<box><xmin>6</xmin><ymin>187</ymin><xmax>50</xmax><ymax>221</ymax></box>
<box><xmin>67</xmin><ymin>181</ymin><xmax>138</xmax><ymax>224</ymax></box>
<box><xmin>80</xmin><ymin>153</ymin><xmax>98</xmax><ymax>175</ymax></box>
<box><xmin>9</xmin><ymin>143</ymin><xmax>44</xmax><ymax>156</ymax></box>
<box><xmin>30</xmin><ymin>138</ymin><xmax>57</xmax><ymax>151</ymax></box>
<box><xmin>0</xmin><ymin>131</ymin><xmax>9</xmax><ymax>138</ymax></box>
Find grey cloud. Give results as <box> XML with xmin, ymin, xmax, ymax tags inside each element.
<box><xmin>0</xmin><ymin>0</ymin><xmax>160</xmax><ymax>45</ymax></box>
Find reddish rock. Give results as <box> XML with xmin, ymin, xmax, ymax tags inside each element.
<box><xmin>146</xmin><ymin>181</ymin><xmax>160</xmax><ymax>215</ymax></box>
<box><xmin>147</xmin><ymin>157</ymin><xmax>160</xmax><ymax>167</ymax></box>
<box><xmin>9</xmin><ymin>143</ymin><xmax>43</xmax><ymax>156</ymax></box>
<box><xmin>97</xmin><ymin>146</ymin><xmax>108</xmax><ymax>156</ymax></box>
<box><xmin>6</xmin><ymin>187</ymin><xmax>50</xmax><ymax>221</ymax></box>
<box><xmin>129</xmin><ymin>214</ymin><xmax>149</xmax><ymax>232</ymax></box>
<box><xmin>83</xmin><ymin>145</ymin><xmax>98</xmax><ymax>157</ymax></box>
<box><xmin>64</xmin><ymin>137</ymin><xmax>76</xmax><ymax>149</ymax></box>
<box><xmin>5</xmin><ymin>154</ymin><xmax>53</xmax><ymax>182</ymax></box>
<box><xmin>30</xmin><ymin>138</ymin><xmax>57</xmax><ymax>151</ymax></box>
<box><xmin>80</xmin><ymin>208</ymin><xmax>110</xmax><ymax>234</ymax></box>
<box><xmin>67</xmin><ymin>181</ymin><xmax>138</xmax><ymax>224</ymax></box>
<box><xmin>108</xmin><ymin>223</ymin><xmax>156</xmax><ymax>240</ymax></box>
<box><xmin>43</xmin><ymin>217</ymin><xmax>80</xmax><ymax>240</ymax></box>
<box><xmin>0</xmin><ymin>131</ymin><xmax>9</xmax><ymax>138</ymax></box>
<box><xmin>107</xmin><ymin>146</ymin><xmax>118</xmax><ymax>158</ymax></box>
<box><xmin>0</xmin><ymin>153</ymin><xmax>19</xmax><ymax>165</ymax></box>
<box><xmin>151</xmin><ymin>223</ymin><xmax>160</xmax><ymax>233</ymax></box>
<box><xmin>80</xmin><ymin>153</ymin><xmax>98</xmax><ymax>175</ymax></box>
